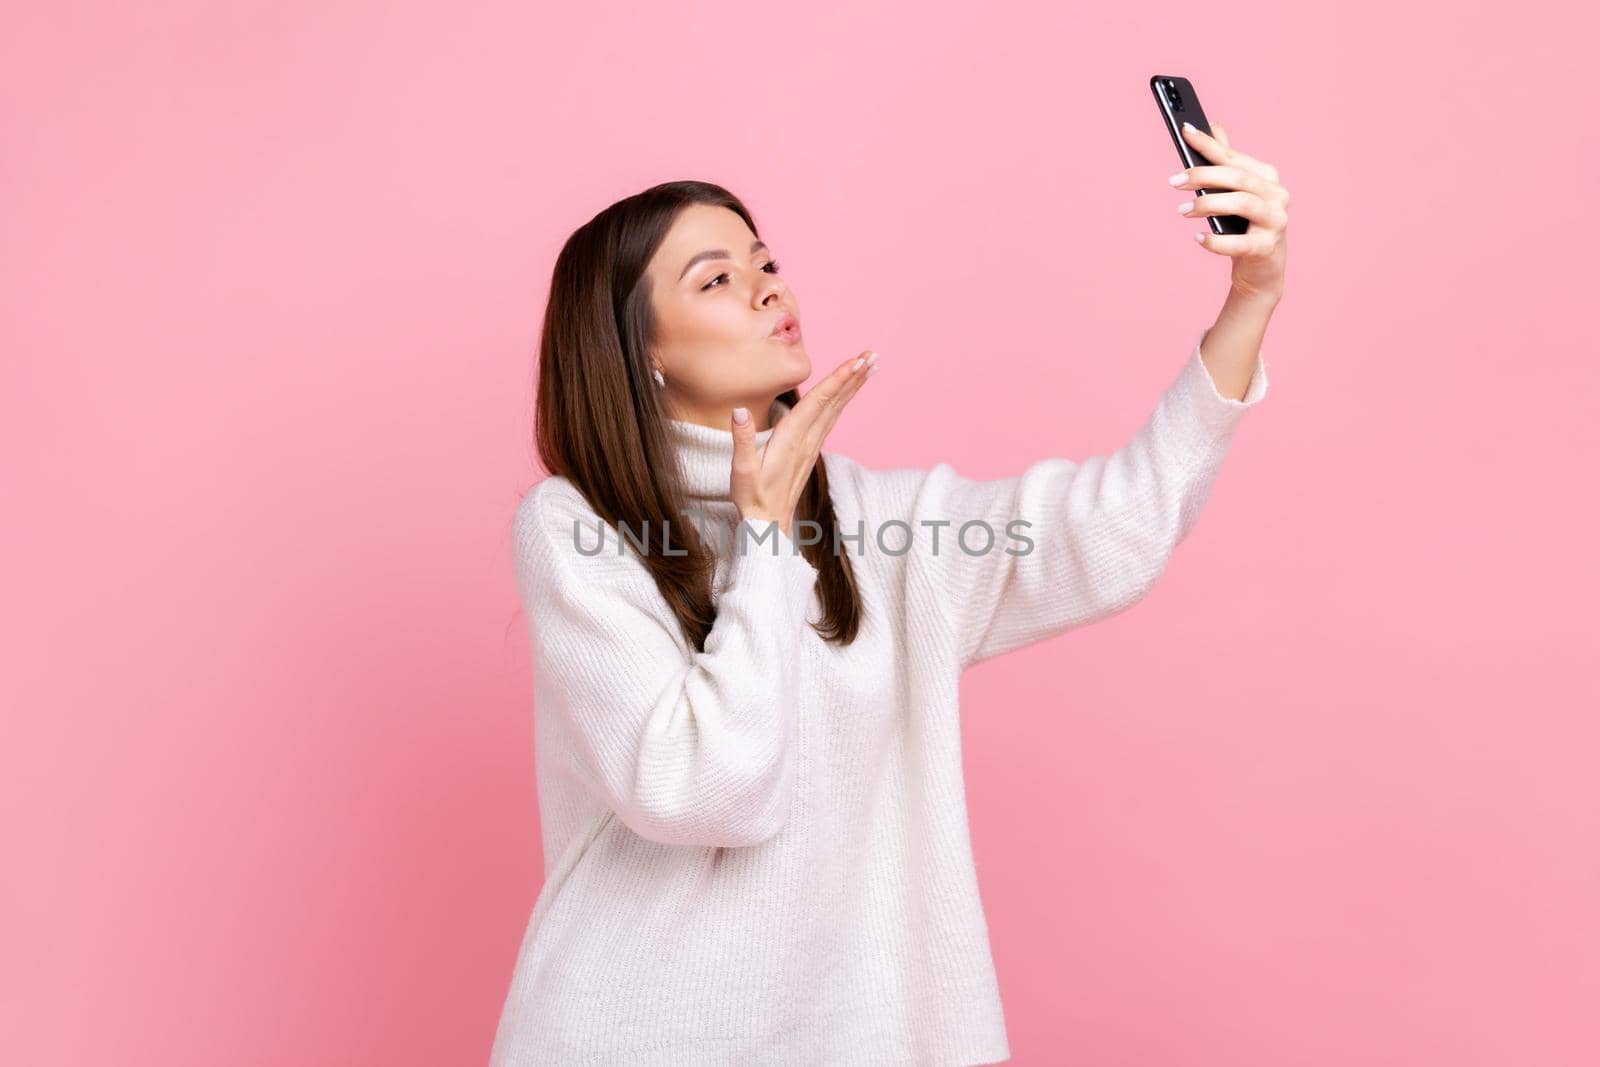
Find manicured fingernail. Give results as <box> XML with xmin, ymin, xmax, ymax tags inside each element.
<box><xmin>866</xmin><ymin>364</ymin><xmax>879</xmax><ymax>378</ymax></box>
<box><xmin>733</xmin><ymin>406</ymin><xmax>749</xmax><ymax>424</ymax></box>
<box><xmin>866</xmin><ymin>351</ymin><xmax>879</xmax><ymax>367</ymax></box>
<box><xmin>1192</xmin><ymin>232</ymin><xmax>1206</xmax><ymax>243</ymax></box>
<box><xmin>853</xmin><ymin>357</ymin><xmax>865</xmax><ymax>371</ymax></box>
<box><xmin>1182</xmin><ymin>121</ymin><xmax>1196</xmax><ymax>132</ymax></box>
<box><xmin>1177</xmin><ymin>200</ymin><xmax>1194</xmax><ymax>214</ymax></box>
<box><xmin>1168</xmin><ymin>172</ymin><xmax>1187</xmax><ymax>186</ymax></box>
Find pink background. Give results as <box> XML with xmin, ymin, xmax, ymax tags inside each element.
<box><xmin>5</xmin><ymin>2</ymin><xmax>1596</xmax><ymax>1064</ymax></box>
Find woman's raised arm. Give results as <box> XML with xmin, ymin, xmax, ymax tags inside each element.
<box><xmin>861</xmin><ymin>332</ymin><xmax>1268</xmax><ymax>671</ymax></box>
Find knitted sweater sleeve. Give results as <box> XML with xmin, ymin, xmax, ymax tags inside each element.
<box><xmin>906</xmin><ymin>337</ymin><xmax>1268</xmax><ymax>670</ymax></box>
<box><xmin>513</xmin><ymin>485</ymin><xmax>820</xmax><ymax>848</ymax></box>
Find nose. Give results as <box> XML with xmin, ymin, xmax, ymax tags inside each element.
<box><xmin>757</xmin><ymin>275</ymin><xmax>786</xmax><ymax>306</ymax></box>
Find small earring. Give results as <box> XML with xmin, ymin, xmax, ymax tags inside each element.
<box><xmin>652</xmin><ymin>367</ymin><xmax>666</xmax><ymax>388</ymax></box>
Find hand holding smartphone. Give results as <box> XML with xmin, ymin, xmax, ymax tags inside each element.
<box><xmin>1150</xmin><ymin>75</ymin><xmax>1249</xmax><ymax>236</ymax></box>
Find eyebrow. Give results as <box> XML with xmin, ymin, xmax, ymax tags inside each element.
<box><xmin>678</xmin><ymin>240</ymin><xmax>768</xmax><ymax>283</ymax></box>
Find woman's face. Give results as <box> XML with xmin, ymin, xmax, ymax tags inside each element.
<box><xmin>644</xmin><ymin>204</ymin><xmax>809</xmax><ymax>430</ymax></box>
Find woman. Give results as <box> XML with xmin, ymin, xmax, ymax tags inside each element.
<box><xmin>492</xmin><ymin>123</ymin><xmax>1288</xmax><ymax>1065</ymax></box>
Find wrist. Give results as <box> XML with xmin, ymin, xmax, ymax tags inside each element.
<box><xmin>739</xmin><ymin>513</ymin><xmax>793</xmax><ymax>540</ymax></box>
<box><xmin>1226</xmin><ymin>281</ymin><xmax>1283</xmax><ymax>310</ymax></box>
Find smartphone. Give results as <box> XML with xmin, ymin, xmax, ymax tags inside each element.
<box><xmin>1150</xmin><ymin>75</ymin><xmax>1248</xmax><ymax>236</ymax></box>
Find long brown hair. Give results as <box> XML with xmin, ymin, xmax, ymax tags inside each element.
<box><xmin>531</xmin><ymin>180</ymin><xmax>862</xmax><ymax>652</ymax></box>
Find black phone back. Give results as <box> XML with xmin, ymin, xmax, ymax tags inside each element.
<box><xmin>1150</xmin><ymin>75</ymin><xmax>1249</xmax><ymax>236</ymax></box>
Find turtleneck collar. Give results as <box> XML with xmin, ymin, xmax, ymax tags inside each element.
<box><xmin>666</xmin><ymin>397</ymin><xmax>794</xmax><ymax>501</ymax></box>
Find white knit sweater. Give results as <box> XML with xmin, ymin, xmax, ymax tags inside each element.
<box><xmin>491</xmin><ymin>333</ymin><xmax>1268</xmax><ymax>1065</ymax></box>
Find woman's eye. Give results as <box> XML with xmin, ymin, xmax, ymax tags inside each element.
<box><xmin>702</xmin><ymin>261</ymin><xmax>782</xmax><ymax>291</ymax></box>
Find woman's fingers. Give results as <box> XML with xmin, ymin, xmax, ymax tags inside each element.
<box><xmin>1180</xmin><ymin>121</ymin><xmax>1281</xmax><ymax>185</ymax></box>
<box><xmin>774</xmin><ymin>350</ymin><xmax>876</xmax><ymax>457</ymax></box>
<box><xmin>728</xmin><ymin>350</ymin><xmax>877</xmax><ymax>527</ymax></box>
<box><xmin>785</xmin><ymin>351</ymin><xmax>875</xmax><ymax>430</ymax></box>
<box><xmin>1176</xmin><ymin>189</ymin><xmax>1286</xmax><ymax>230</ymax></box>
<box><xmin>1175</xmin><ymin>121</ymin><xmax>1291</xmax><ymax>292</ymax></box>
<box><xmin>797</xmin><ymin>351</ymin><xmax>875</xmax><ymax>458</ymax></box>
<box><xmin>1171</xmin><ymin>162</ymin><xmax>1282</xmax><ymax>204</ymax></box>
<box><xmin>727</xmin><ymin>404</ymin><xmax>760</xmax><ymax>504</ymax></box>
